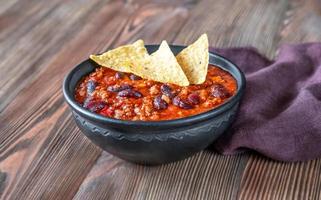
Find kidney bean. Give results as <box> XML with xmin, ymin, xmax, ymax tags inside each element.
<box><xmin>129</xmin><ymin>74</ymin><xmax>142</xmax><ymax>80</ymax></box>
<box><xmin>87</xmin><ymin>80</ymin><xmax>96</xmax><ymax>95</ymax></box>
<box><xmin>84</xmin><ymin>101</ymin><xmax>106</xmax><ymax>112</ymax></box>
<box><xmin>117</xmin><ymin>89</ymin><xmax>142</xmax><ymax>98</ymax></box>
<box><xmin>160</xmin><ymin>84</ymin><xmax>175</xmax><ymax>98</ymax></box>
<box><xmin>82</xmin><ymin>97</ymin><xmax>91</xmax><ymax>108</ymax></box>
<box><xmin>153</xmin><ymin>96</ymin><xmax>168</xmax><ymax>110</ymax></box>
<box><xmin>172</xmin><ymin>96</ymin><xmax>193</xmax><ymax>109</ymax></box>
<box><xmin>115</xmin><ymin>72</ymin><xmax>125</xmax><ymax>79</ymax></box>
<box><xmin>188</xmin><ymin>93</ymin><xmax>200</xmax><ymax>105</ymax></box>
<box><xmin>210</xmin><ymin>84</ymin><xmax>230</xmax><ymax>98</ymax></box>
<box><xmin>172</xmin><ymin>96</ymin><xmax>180</xmax><ymax>106</ymax></box>
<box><xmin>107</xmin><ymin>84</ymin><xmax>133</xmax><ymax>92</ymax></box>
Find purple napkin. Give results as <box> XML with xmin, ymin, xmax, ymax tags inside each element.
<box><xmin>209</xmin><ymin>43</ymin><xmax>321</xmax><ymax>162</ymax></box>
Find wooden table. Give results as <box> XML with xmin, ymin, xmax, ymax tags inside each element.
<box><xmin>1</xmin><ymin>0</ymin><xmax>321</xmax><ymax>199</ymax></box>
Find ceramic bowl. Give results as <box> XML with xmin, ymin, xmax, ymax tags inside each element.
<box><xmin>62</xmin><ymin>45</ymin><xmax>245</xmax><ymax>165</ymax></box>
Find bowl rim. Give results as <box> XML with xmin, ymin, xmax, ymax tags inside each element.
<box><xmin>63</xmin><ymin>44</ymin><xmax>246</xmax><ymax>127</ymax></box>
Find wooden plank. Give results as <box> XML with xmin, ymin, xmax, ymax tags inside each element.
<box><xmin>0</xmin><ymin>0</ymin><xmax>24</xmax><ymax>16</ymax></box>
<box><xmin>130</xmin><ymin>0</ymin><xmax>198</xmax><ymax>7</ymax></box>
<box><xmin>73</xmin><ymin>151</ymin><xmax>248</xmax><ymax>200</ymax></box>
<box><xmin>238</xmin><ymin>156</ymin><xmax>321</xmax><ymax>200</ymax></box>
<box><xmin>175</xmin><ymin>0</ymin><xmax>289</xmax><ymax>58</ymax></box>
<box><xmin>0</xmin><ymin>108</ymin><xmax>101</xmax><ymax>200</ymax></box>
<box><xmin>0</xmin><ymin>0</ymin><xmax>107</xmax><ymax>112</ymax></box>
<box><xmin>101</xmin><ymin>0</ymin><xmax>190</xmax><ymax>47</ymax></box>
<box><xmin>238</xmin><ymin>0</ymin><xmax>321</xmax><ymax>199</ymax></box>
<box><xmin>0</xmin><ymin>1</ymin><xmax>131</xmax><ymax>199</ymax></box>
<box><xmin>280</xmin><ymin>0</ymin><xmax>321</xmax><ymax>43</ymax></box>
<box><xmin>0</xmin><ymin>0</ymin><xmax>63</xmax><ymax>40</ymax></box>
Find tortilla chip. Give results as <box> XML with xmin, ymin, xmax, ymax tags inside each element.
<box><xmin>176</xmin><ymin>34</ymin><xmax>209</xmax><ymax>84</ymax></box>
<box><xmin>89</xmin><ymin>40</ymin><xmax>149</xmax><ymax>73</ymax></box>
<box><xmin>130</xmin><ymin>41</ymin><xmax>189</xmax><ymax>86</ymax></box>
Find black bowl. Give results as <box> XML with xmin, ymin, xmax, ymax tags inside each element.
<box><xmin>63</xmin><ymin>45</ymin><xmax>245</xmax><ymax>165</ymax></box>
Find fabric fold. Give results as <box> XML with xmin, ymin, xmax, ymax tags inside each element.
<box><xmin>209</xmin><ymin>43</ymin><xmax>321</xmax><ymax>162</ymax></box>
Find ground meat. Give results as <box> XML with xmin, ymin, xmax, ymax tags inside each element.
<box><xmin>74</xmin><ymin>65</ymin><xmax>237</xmax><ymax>121</ymax></box>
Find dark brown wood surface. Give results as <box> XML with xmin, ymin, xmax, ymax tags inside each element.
<box><xmin>0</xmin><ymin>0</ymin><xmax>321</xmax><ymax>199</ymax></box>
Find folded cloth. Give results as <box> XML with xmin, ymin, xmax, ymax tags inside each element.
<box><xmin>209</xmin><ymin>43</ymin><xmax>321</xmax><ymax>162</ymax></box>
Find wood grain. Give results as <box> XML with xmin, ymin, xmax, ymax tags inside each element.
<box><xmin>0</xmin><ymin>1</ymin><xmax>126</xmax><ymax>197</ymax></box>
<box><xmin>238</xmin><ymin>156</ymin><xmax>321</xmax><ymax>200</ymax></box>
<box><xmin>0</xmin><ymin>0</ymin><xmax>109</xmax><ymax>111</ymax></box>
<box><xmin>237</xmin><ymin>0</ymin><xmax>321</xmax><ymax>199</ymax></box>
<box><xmin>175</xmin><ymin>0</ymin><xmax>290</xmax><ymax>58</ymax></box>
<box><xmin>74</xmin><ymin>151</ymin><xmax>247</xmax><ymax>200</ymax></box>
<box><xmin>280</xmin><ymin>0</ymin><xmax>321</xmax><ymax>43</ymax></box>
<box><xmin>1</xmin><ymin>0</ymin><xmax>321</xmax><ymax>199</ymax></box>
<box><xmin>0</xmin><ymin>0</ymin><xmax>131</xmax><ymax>198</ymax></box>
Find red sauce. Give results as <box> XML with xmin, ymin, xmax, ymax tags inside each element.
<box><xmin>74</xmin><ymin>65</ymin><xmax>237</xmax><ymax>121</ymax></box>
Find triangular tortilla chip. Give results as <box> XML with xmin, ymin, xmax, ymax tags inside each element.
<box><xmin>130</xmin><ymin>41</ymin><xmax>189</xmax><ymax>86</ymax></box>
<box><xmin>176</xmin><ymin>34</ymin><xmax>209</xmax><ymax>84</ymax></box>
<box><xmin>89</xmin><ymin>40</ymin><xmax>149</xmax><ymax>73</ymax></box>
